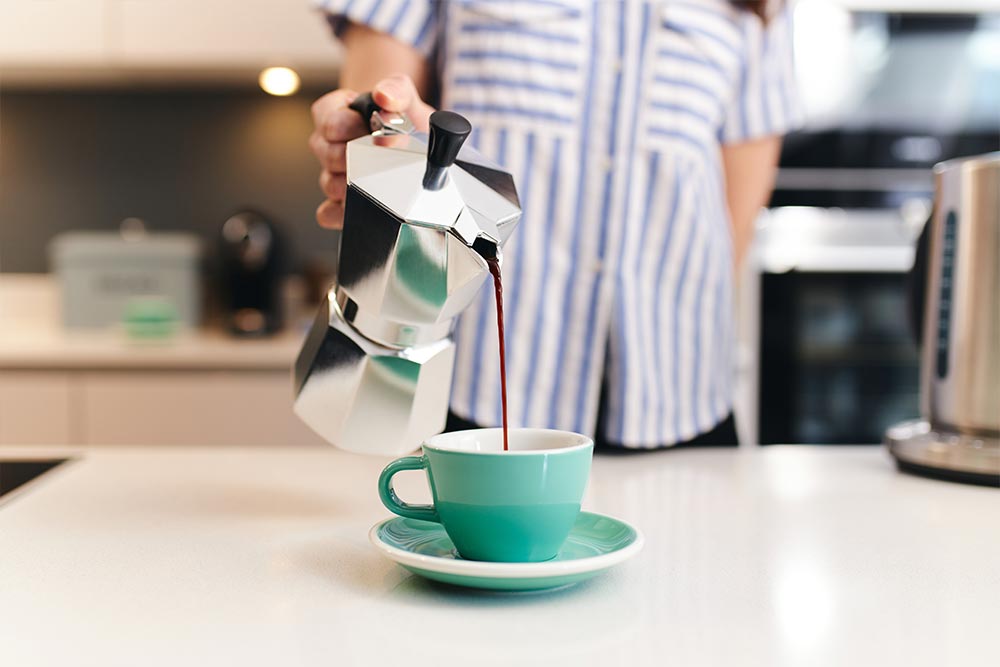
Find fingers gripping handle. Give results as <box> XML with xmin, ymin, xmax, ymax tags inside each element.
<box><xmin>348</xmin><ymin>92</ymin><xmax>414</xmax><ymax>135</ymax></box>
<box><xmin>348</xmin><ymin>92</ymin><xmax>381</xmax><ymax>130</ymax></box>
<box><xmin>378</xmin><ymin>455</ymin><xmax>440</xmax><ymax>523</ymax></box>
<box><xmin>348</xmin><ymin>94</ymin><xmax>471</xmax><ymax>192</ymax></box>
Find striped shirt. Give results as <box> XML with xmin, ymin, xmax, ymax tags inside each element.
<box><xmin>321</xmin><ymin>0</ymin><xmax>801</xmax><ymax>446</ymax></box>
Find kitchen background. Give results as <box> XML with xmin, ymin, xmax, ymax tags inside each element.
<box><xmin>0</xmin><ymin>88</ymin><xmax>335</xmax><ymax>273</ymax></box>
<box><xmin>1</xmin><ymin>0</ymin><xmax>997</xmax><ymax>447</ymax></box>
<box><xmin>1</xmin><ymin>1</ymin><xmax>341</xmax><ymax>274</ymax></box>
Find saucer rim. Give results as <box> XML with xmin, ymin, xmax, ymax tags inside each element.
<box><xmin>368</xmin><ymin>510</ymin><xmax>644</xmax><ymax>579</ymax></box>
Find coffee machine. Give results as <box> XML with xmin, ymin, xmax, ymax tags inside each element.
<box><xmin>218</xmin><ymin>210</ymin><xmax>284</xmax><ymax>336</ymax></box>
<box><xmin>886</xmin><ymin>152</ymin><xmax>1000</xmax><ymax>486</ymax></box>
<box><xmin>293</xmin><ymin>97</ymin><xmax>521</xmax><ymax>456</ymax></box>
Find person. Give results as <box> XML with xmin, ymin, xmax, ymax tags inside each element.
<box><xmin>309</xmin><ymin>0</ymin><xmax>801</xmax><ymax>449</ymax></box>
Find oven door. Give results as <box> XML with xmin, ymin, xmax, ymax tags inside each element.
<box><xmin>754</xmin><ymin>209</ymin><xmax>922</xmax><ymax>445</ymax></box>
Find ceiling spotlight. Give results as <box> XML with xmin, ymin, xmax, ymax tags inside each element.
<box><xmin>259</xmin><ymin>66</ymin><xmax>300</xmax><ymax>96</ymax></box>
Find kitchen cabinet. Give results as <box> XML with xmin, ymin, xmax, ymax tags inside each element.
<box><xmin>1</xmin><ymin>0</ymin><xmax>341</xmax><ymax>83</ymax></box>
<box><xmin>0</xmin><ymin>371</ymin><xmax>75</xmax><ymax>445</ymax></box>
<box><xmin>79</xmin><ymin>370</ymin><xmax>322</xmax><ymax>446</ymax></box>
<box><xmin>0</xmin><ymin>275</ymin><xmax>324</xmax><ymax>446</ymax></box>
<box><xmin>0</xmin><ymin>369</ymin><xmax>326</xmax><ymax>447</ymax></box>
<box><xmin>0</xmin><ymin>0</ymin><xmax>109</xmax><ymax>67</ymax></box>
<box><xmin>113</xmin><ymin>0</ymin><xmax>339</xmax><ymax>69</ymax></box>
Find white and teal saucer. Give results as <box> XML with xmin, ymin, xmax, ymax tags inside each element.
<box><xmin>369</xmin><ymin>511</ymin><xmax>643</xmax><ymax>592</ymax></box>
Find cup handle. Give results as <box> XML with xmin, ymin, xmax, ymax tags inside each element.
<box><xmin>377</xmin><ymin>455</ymin><xmax>440</xmax><ymax>523</ymax></box>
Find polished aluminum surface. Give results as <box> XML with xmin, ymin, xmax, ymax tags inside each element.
<box><xmin>334</xmin><ymin>286</ymin><xmax>452</xmax><ymax>348</ymax></box>
<box><xmin>293</xmin><ymin>292</ymin><xmax>454</xmax><ymax>456</ymax></box>
<box><xmin>367</xmin><ymin>109</ymin><xmax>416</xmax><ymax>137</ymax></box>
<box><xmin>922</xmin><ymin>152</ymin><xmax>999</xmax><ymax>436</ymax></box>
<box><xmin>346</xmin><ymin>135</ymin><xmax>520</xmax><ymax>245</ymax></box>
<box><xmin>336</xmin><ymin>108</ymin><xmax>520</xmax><ymax>333</ymax></box>
<box><xmin>295</xmin><ymin>106</ymin><xmax>521</xmax><ymax>455</ymax></box>
<box><xmin>335</xmin><ymin>185</ymin><xmax>495</xmax><ymax>334</ymax></box>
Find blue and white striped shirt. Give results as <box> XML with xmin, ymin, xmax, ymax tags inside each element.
<box><xmin>322</xmin><ymin>0</ymin><xmax>801</xmax><ymax>446</ymax></box>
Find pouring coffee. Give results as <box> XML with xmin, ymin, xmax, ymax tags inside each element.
<box><xmin>293</xmin><ymin>97</ymin><xmax>521</xmax><ymax>456</ymax></box>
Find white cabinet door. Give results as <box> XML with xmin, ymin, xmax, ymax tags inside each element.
<box><xmin>113</xmin><ymin>0</ymin><xmax>340</xmax><ymax>69</ymax></box>
<box><xmin>81</xmin><ymin>370</ymin><xmax>327</xmax><ymax>446</ymax></box>
<box><xmin>2</xmin><ymin>0</ymin><xmax>339</xmax><ymax>78</ymax></box>
<box><xmin>0</xmin><ymin>0</ymin><xmax>108</xmax><ymax>65</ymax></box>
<box><xmin>0</xmin><ymin>371</ymin><xmax>75</xmax><ymax>445</ymax></box>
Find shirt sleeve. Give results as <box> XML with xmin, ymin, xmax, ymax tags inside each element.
<box><xmin>316</xmin><ymin>0</ymin><xmax>439</xmax><ymax>56</ymax></box>
<box><xmin>720</xmin><ymin>6</ymin><xmax>804</xmax><ymax>144</ymax></box>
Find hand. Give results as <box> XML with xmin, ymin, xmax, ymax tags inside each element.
<box><xmin>309</xmin><ymin>74</ymin><xmax>436</xmax><ymax>229</ymax></box>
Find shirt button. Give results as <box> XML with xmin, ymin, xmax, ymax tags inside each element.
<box><xmin>613</xmin><ymin>59</ymin><xmax>623</xmax><ymax>73</ymax></box>
<box><xmin>601</xmin><ymin>156</ymin><xmax>613</xmax><ymax>172</ymax></box>
<box><xmin>591</xmin><ymin>259</ymin><xmax>603</xmax><ymax>273</ymax></box>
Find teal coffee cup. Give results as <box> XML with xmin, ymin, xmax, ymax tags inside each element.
<box><xmin>378</xmin><ymin>428</ymin><xmax>593</xmax><ymax>562</ymax></box>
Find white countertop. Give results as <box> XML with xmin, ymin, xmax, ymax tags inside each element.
<box><xmin>0</xmin><ymin>274</ymin><xmax>304</xmax><ymax>369</ymax></box>
<box><xmin>1</xmin><ymin>445</ymin><xmax>997</xmax><ymax>667</ymax></box>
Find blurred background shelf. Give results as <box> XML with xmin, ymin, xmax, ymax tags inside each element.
<box><xmin>0</xmin><ymin>0</ymin><xmax>342</xmax><ymax>86</ymax></box>
<box><xmin>0</xmin><ymin>274</ymin><xmax>325</xmax><ymax>447</ymax></box>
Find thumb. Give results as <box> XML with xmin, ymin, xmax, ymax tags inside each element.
<box><xmin>371</xmin><ymin>74</ymin><xmax>434</xmax><ymax>131</ymax></box>
<box><xmin>372</xmin><ymin>74</ymin><xmax>420</xmax><ymax>113</ymax></box>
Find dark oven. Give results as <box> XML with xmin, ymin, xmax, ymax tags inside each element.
<box><xmin>754</xmin><ymin>8</ymin><xmax>999</xmax><ymax>445</ymax></box>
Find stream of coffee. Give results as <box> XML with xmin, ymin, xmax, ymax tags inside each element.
<box><xmin>485</xmin><ymin>256</ymin><xmax>509</xmax><ymax>452</ymax></box>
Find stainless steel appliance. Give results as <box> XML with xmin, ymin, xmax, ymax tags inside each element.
<box><xmin>293</xmin><ymin>96</ymin><xmax>521</xmax><ymax>456</ymax></box>
<box><xmin>886</xmin><ymin>153</ymin><xmax>1000</xmax><ymax>485</ymax></box>
<box><xmin>752</xmin><ymin>209</ymin><xmax>923</xmax><ymax>445</ymax></box>
<box><xmin>747</xmin><ymin>8</ymin><xmax>999</xmax><ymax>446</ymax></box>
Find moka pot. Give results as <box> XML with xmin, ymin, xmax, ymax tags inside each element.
<box><xmin>294</xmin><ymin>96</ymin><xmax>521</xmax><ymax>456</ymax></box>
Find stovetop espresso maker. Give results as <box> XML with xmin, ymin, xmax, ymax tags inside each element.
<box><xmin>294</xmin><ymin>96</ymin><xmax>521</xmax><ymax>456</ymax></box>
